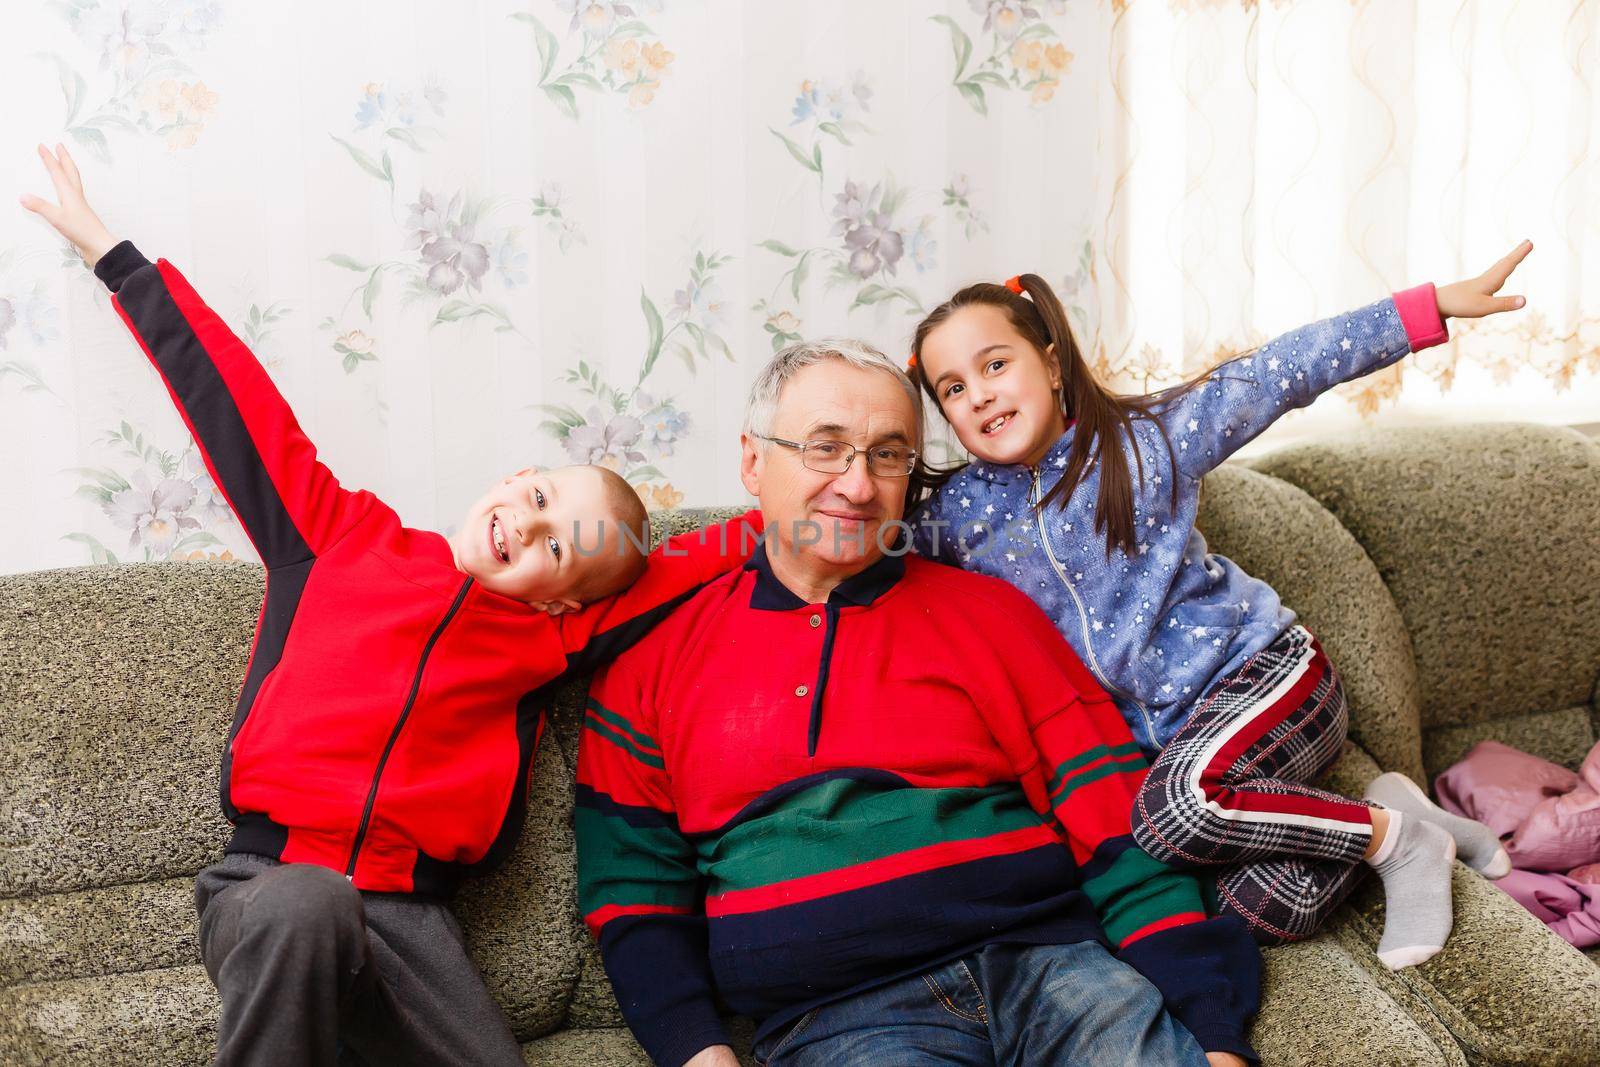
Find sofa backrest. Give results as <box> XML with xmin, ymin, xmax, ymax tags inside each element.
<box><xmin>1254</xmin><ymin>423</ymin><xmax>1600</xmax><ymax>775</ymax></box>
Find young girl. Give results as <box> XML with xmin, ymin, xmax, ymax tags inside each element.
<box><xmin>907</xmin><ymin>252</ymin><xmax>1529</xmax><ymax>968</ymax></box>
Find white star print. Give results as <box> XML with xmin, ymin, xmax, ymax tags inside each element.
<box><xmin>1279</xmin><ymin>378</ymin><xmax>1291</xmax><ymax>391</ymax></box>
<box><xmin>1074</xmin><ymin>572</ymin><xmax>1084</xmax><ymax>581</ymax></box>
<box><xmin>1054</xmin><ymin>456</ymin><xmax>1067</xmax><ymax>468</ymax></box>
<box><xmin>1331</xmin><ymin>359</ymin><xmax>1340</xmax><ymax>369</ymax></box>
<box><xmin>1267</xmin><ymin>357</ymin><xmax>1281</xmax><ymax>371</ymax></box>
<box><xmin>985</xmin><ymin>504</ymin><xmax>995</xmax><ymax>515</ymax></box>
<box><xmin>960</xmin><ymin>497</ymin><xmax>971</xmax><ymax>508</ymax></box>
<box><xmin>1138</xmin><ymin>543</ymin><xmax>1150</xmax><ymax>555</ymax></box>
<box><xmin>1340</xmin><ymin>337</ymin><xmax>1352</xmax><ymax>350</ymax></box>
<box><xmin>1187</xmin><ymin>419</ymin><xmax>1198</xmax><ymax>432</ymax></box>
<box><xmin>1239</xmin><ymin>600</ymin><xmax>1249</xmax><ymax>612</ymax></box>
<box><xmin>1135</xmin><ymin>614</ymin><xmax>1144</xmax><ymax>624</ymax></box>
<box><xmin>1160</xmin><ymin>525</ymin><xmax>1169</xmax><ymax>533</ymax></box>
<box><xmin>1193</xmin><ymin>626</ymin><xmax>1208</xmax><ymax>637</ymax></box>
<box><xmin>1162</xmin><ymin>683</ymin><xmax>1174</xmax><ymax>694</ymax></box>
<box><xmin>1092</xmin><ymin>620</ymin><xmax>1103</xmax><ymax>632</ymax></box>
<box><xmin>1146</xmin><ymin>517</ymin><xmax>1156</xmax><ymax>527</ymax></box>
<box><xmin>1213</xmin><ymin>638</ymin><xmax>1223</xmax><ymax>646</ymax></box>
<box><xmin>1005</xmin><ymin>552</ymin><xmax>1016</xmax><ymax>562</ymax></box>
<box><xmin>1063</xmin><ymin>523</ymin><xmax>1072</xmax><ymax>532</ymax></box>
<box><xmin>1224</xmin><ymin>427</ymin><xmax>1233</xmax><ymax>437</ymax></box>
<box><xmin>1180</xmin><ymin>440</ymin><xmax>1189</xmax><ymax>450</ymax></box>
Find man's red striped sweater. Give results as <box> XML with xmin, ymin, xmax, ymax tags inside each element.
<box><xmin>577</xmin><ymin>545</ymin><xmax>1261</xmax><ymax>1067</ymax></box>
<box><xmin>94</xmin><ymin>241</ymin><xmax>761</xmax><ymax>896</ymax></box>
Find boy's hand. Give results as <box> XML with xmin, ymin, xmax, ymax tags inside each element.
<box><xmin>19</xmin><ymin>143</ymin><xmax>119</xmax><ymax>269</ymax></box>
<box><xmin>1436</xmin><ymin>240</ymin><xmax>1532</xmax><ymax>320</ymax></box>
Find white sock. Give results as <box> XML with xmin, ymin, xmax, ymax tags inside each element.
<box><xmin>1367</xmin><ymin>815</ymin><xmax>1456</xmax><ymax>970</ymax></box>
<box><xmin>1366</xmin><ymin>771</ymin><xmax>1512</xmax><ymax>878</ymax></box>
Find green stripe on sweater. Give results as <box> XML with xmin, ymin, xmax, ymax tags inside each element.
<box><xmin>1044</xmin><ymin>742</ymin><xmax>1144</xmax><ymax>795</ymax></box>
<box><xmin>576</xmin><ymin>806</ymin><xmax>700</xmax><ymax>915</ymax></box>
<box><xmin>1048</xmin><ymin>753</ymin><xmax>1145</xmax><ymax>806</ymax></box>
<box><xmin>586</xmin><ymin>697</ymin><xmax>662</xmax><ymax>752</ymax></box>
<box><xmin>583</xmin><ymin>712</ymin><xmax>666</xmax><ymax>770</ymax></box>
<box><xmin>1080</xmin><ymin>845</ymin><xmax>1207</xmax><ymax>945</ymax></box>
<box><xmin>695</xmin><ymin>778</ymin><xmax>1044</xmax><ymax>895</ymax></box>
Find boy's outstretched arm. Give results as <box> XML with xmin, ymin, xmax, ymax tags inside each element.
<box><xmin>21</xmin><ymin>144</ymin><xmax>371</xmax><ymax>568</ymax></box>
<box><xmin>556</xmin><ymin>509</ymin><xmax>765</xmax><ymax>675</ymax></box>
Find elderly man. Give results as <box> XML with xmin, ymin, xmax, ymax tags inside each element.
<box><xmin>575</xmin><ymin>340</ymin><xmax>1261</xmax><ymax>1067</ymax></box>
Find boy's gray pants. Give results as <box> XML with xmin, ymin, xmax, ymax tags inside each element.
<box><xmin>195</xmin><ymin>853</ymin><xmax>524</xmax><ymax>1067</ymax></box>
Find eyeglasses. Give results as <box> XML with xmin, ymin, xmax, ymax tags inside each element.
<box><xmin>756</xmin><ymin>434</ymin><xmax>918</xmax><ymax>478</ymax></box>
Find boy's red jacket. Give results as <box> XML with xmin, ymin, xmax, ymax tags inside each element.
<box><xmin>94</xmin><ymin>241</ymin><xmax>762</xmax><ymax>896</ymax></box>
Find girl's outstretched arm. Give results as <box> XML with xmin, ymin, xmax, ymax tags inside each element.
<box><xmin>1156</xmin><ymin>242</ymin><xmax>1532</xmax><ymax>482</ymax></box>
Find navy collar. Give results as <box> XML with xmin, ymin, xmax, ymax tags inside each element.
<box><xmin>743</xmin><ymin>542</ymin><xmax>906</xmax><ymax>611</ymax></box>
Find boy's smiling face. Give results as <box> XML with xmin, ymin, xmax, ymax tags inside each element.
<box><xmin>449</xmin><ymin>465</ymin><xmax>622</xmax><ymax>612</ymax></box>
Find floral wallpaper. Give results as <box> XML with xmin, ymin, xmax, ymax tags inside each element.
<box><xmin>2</xmin><ymin>0</ymin><xmax>1597</xmax><ymax>573</ymax></box>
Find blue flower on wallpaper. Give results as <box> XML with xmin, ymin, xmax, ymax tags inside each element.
<box><xmin>0</xmin><ymin>249</ymin><xmax>64</xmax><ymax>399</ymax></box>
<box><xmin>635</xmin><ymin>392</ymin><xmax>690</xmax><ymax>458</ymax></box>
<box><xmin>354</xmin><ymin>81</ymin><xmax>447</xmax><ymax>133</ymax></box>
<box><xmin>772</xmin><ymin>72</ymin><xmax>873</xmax><ymax>182</ymax></box>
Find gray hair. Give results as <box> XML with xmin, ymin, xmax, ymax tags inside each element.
<box><xmin>743</xmin><ymin>337</ymin><xmax>923</xmax><ymax>448</ymax></box>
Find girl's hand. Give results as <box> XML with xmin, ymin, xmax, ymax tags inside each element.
<box><xmin>1436</xmin><ymin>240</ymin><xmax>1532</xmax><ymax>320</ymax></box>
<box><xmin>1206</xmin><ymin>1054</ymin><xmax>1249</xmax><ymax>1067</ymax></box>
<box><xmin>18</xmin><ymin>143</ymin><xmax>119</xmax><ymax>269</ymax></box>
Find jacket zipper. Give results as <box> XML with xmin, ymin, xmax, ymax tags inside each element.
<box><xmin>344</xmin><ymin>577</ymin><xmax>472</xmax><ymax>879</ymax></box>
<box><xmin>1029</xmin><ymin>467</ymin><xmax>1160</xmax><ymax>751</ymax></box>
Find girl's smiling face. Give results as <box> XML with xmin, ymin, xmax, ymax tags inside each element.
<box><xmin>918</xmin><ymin>303</ymin><xmax>1068</xmax><ymax>467</ymax></box>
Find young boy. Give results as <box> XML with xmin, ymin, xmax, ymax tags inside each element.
<box><xmin>22</xmin><ymin>143</ymin><xmax>761</xmax><ymax>1067</ymax></box>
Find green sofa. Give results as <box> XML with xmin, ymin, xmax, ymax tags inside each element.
<box><xmin>2</xmin><ymin>423</ymin><xmax>1598</xmax><ymax>1065</ymax></box>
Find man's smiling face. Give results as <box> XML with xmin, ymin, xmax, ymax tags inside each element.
<box><xmin>740</xmin><ymin>359</ymin><xmax>916</xmax><ymax>589</ymax></box>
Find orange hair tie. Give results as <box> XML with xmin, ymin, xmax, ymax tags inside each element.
<box><xmin>1003</xmin><ymin>275</ymin><xmax>1026</xmax><ymax>295</ymax></box>
<box><xmin>905</xmin><ymin>352</ymin><xmax>919</xmax><ymax>373</ymax></box>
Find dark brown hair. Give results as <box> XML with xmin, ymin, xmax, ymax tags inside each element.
<box><xmin>908</xmin><ymin>274</ymin><xmax>1185</xmax><ymax>557</ymax></box>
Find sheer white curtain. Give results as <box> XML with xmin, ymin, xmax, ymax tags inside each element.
<box><xmin>2</xmin><ymin>0</ymin><xmax>1596</xmax><ymax>574</ymax></box>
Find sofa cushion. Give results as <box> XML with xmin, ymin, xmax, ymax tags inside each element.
<box><xmin>0</xmin><ymin>561</ymin><xmax>252</xmax><ymax>898</ymax></box>
<box><xmin>0</xmin><ymin>878</ymin><xmax>198</xmax><ymax>987</ymax></box>
<box><xmin>0</xmin><ymin>965</ymin><xmax>218</xmax><ymax>1067</ymax></box>
<box><xmin>1252</xmin><ymin>425</ymin><xmax>1600</xmax><ymax>774</ymax></box>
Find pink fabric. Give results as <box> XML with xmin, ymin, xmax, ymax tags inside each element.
<box><xmin>1392</xmin><ymin>283</ymin><xmax>1449</xmax><ymax>350</ymax></box>
<box><xmin>1435</xmin><ymin>739</ymin><xmax>1600</xmax><ymax>948</ymax></box>
<box><xmin>1494</xmin><ymin>870</ymin><xmax>1600</xmax><ymax>949</ymax></box>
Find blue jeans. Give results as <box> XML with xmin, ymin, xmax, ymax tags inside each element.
<box><xmin>753</xmin><ymin>940</ymin><xmax>1207</xmax><ymax>1066</ymax></box>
